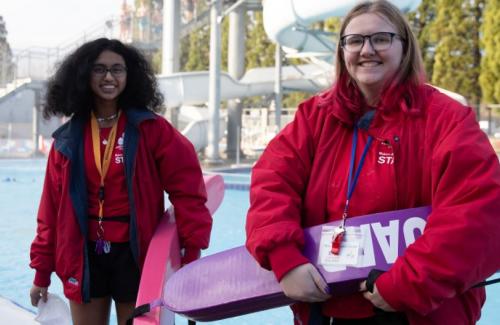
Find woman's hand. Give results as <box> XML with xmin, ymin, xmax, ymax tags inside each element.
<box><xmin>279</xmin><ymin>263</ymin><xmax>331</xmax><ymax>302</ymax></box>
<box><xmin>30</xmin><ymin>285</ymin><xmax>48</xmax><ymax>307</ymax></box>
<box><xmin>360</xmin><ymin>281</ymin><xmax>395</xmax><ymax>311</ymax></box>
<box><xmin>181</xmin><ymin>247</ymin><xmax>201</xmax><ymax>266</ymax></box>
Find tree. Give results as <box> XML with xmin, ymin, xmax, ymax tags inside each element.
<box><xmin>180</xmin><ymin>0</ymin><xmax>230</xmax><ymax>72</ymax></box>
<box><xmin>480</xmin><ymin>0</ymin><xmax>500</xmax><ymax>104</ymax></box>
<box><xmin>183</xmin><ymin>26</ymin><xmax>210</xmax><ymax>71</ymax></box>
<box><xmin>151</xmin><ymin>50</ymin><xmax>162</xmax><ymax>73</ymax></box>
<box><xmin>245</xmin><ymin>11</ymin><xmax>275</xmax><ymax>69</ymax></box>
<box><xmin>323</xmin><ymin>17</ymin><xmax>341</xmax><ymax>37</ymax></box>
<box><xmin>180</xmin><ymin>0</ymin><xmax>210</xmax><ymax>71</ymax></box>
<box><xmin>0</xmin><ymin>16</ymin><xmax>15</xmax><ymax>87</ymax></box>
<box><xmin>221</xmin><ymin>15</ymin><xmax>230</xmax><ymax>71</ymax></box>
<box><xmin>243</xmin><ymin>11</ymin><xmax>276</xmax><ymax>107</ymax></box>
<box><xmin>179</xmin><ymin>30</ymin><xmax>191</xmax><ymax>70</ymax></box>
<box><xmin>408</xmin><ymin>0</ymin><xmax>437</xmax><ymax>80</ymax></box>
<box><xmin>431</xmin><ymin>0</ymin><xmax>484</xmax><ymax>106</ymax></box>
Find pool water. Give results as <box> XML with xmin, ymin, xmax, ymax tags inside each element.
<box><xmin>0</xmin><ymin>159</ymin><xmax>291</xmax><ymax>324</ymax></box>
<box><xmin>0</xmin><ymin>159</ymin><xmax>498</xmax><ymax>324</ymax></box>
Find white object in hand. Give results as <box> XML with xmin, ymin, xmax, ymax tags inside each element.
<box><xmin>35</xmin><ymin>293</ymin><xmax>71</xmax><ymax>325</ymax></box>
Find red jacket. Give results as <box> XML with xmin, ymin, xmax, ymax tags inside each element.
<box><xmin>246</xmin><ymin>85</ymin><xmax>500</xmax><ymax>324</ymax></box>
<box><xmin>30</xmin><ymin>108</ymin><xmax>212</xmax><ymax>303</ymax></box>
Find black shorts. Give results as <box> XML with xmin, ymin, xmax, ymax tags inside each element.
<box><xmin>87</xmin><ymin>241</ymin><xmax>141</xmax><ymax>303</ymax></box>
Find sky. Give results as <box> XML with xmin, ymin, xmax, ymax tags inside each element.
<box><xmin>0</xmin><ymin>0</ymin><xmax>124</xmax><ymax>50</ymax></box>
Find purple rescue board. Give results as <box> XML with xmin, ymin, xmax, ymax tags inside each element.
<box><xmin>164</xmin><ymin>206</ymin><xmax>431</xmax><ymax>321</ymax></box>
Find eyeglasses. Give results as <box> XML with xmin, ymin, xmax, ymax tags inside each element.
<box><xmin>91</xmin><ymin>64</ymin><xmax>127</xmax><ymax>77</ymax></box>
<box><xmin>340</xmin><ymin>32</ymin><xmax>404</xmax><ymax>53</ymax></box>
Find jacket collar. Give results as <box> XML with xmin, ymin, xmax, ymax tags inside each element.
<box><xmin>52</xmin><ymin>107</ymin><xmax>156</xmax><ymax>159</ymax></box>
<box><xmin>124</xmin><ymin>107</ymin><xmax>156</xmax><ymax>127</ymax></box>
<box><xmin>318</xmin><ymin>84</ymin><xmax>435</xmax><ymax>132</ymax></box>
<box><xmin>317</xmin><ymin>93</ymin><xmax>371</xmax><ymax>128</ymax></box>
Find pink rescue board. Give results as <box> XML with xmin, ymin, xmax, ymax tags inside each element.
<box><xmin>134</xmin><ymin>174</ymin><xmax>225</xmax><ymax>325</ymax></box>
<box><xmin>163</xmin><ymin>206</ymin><xmax>431</xmax><ymax>321</ymax></box>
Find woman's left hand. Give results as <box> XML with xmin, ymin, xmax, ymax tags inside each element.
<box><xmin>359</xmin><ymin>280</ymin><xmax>395</xmax><ymax>312</ymax></box>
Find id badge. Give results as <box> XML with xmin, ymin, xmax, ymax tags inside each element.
<box><xmin>319</xmin><ymin>226</ymin><xmax>363</xmax><ymax>267</ymax></box>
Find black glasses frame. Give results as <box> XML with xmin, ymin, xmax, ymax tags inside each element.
<box><xmin>91</xmin><ymin>64</ymin><xmax>128</xmax><ymax>77</ymax></box>
<box><xmin>340</xmin><ymin>32</ymin><xmax>404</xmax><ymax>53</ymax></box>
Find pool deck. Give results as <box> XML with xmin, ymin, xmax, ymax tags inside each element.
<box><xmin>0</xmin><ymin>296</ymin><xmax>38</xmax><ymax>324</ymax></box>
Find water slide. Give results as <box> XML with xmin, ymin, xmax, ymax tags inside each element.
<box><xmin>161</xmin><ymin>1</ymin><xmax>427</xmax><ymax>152</ymax></box>
<box><xmin>157</xmin><ymin>65</ymin><xmax>331</xmax><ymax>108</ymax></box>
<box><xmin>263</xmin><ymin>0</ymin><xmax>420</xmax><ymax>54</ymax></box>
<box><xmin>156</xmin><ymin>64</ymin><xmax>331</xmax><ymax>151</ymax></box>
<box><xmin>261</xmin><ymin>0</ymin><xmax>467</xmax><ymax>105</ymax></box>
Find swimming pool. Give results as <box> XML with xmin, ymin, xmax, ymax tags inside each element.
<box><xmin>0</xmin><ymin>159</ymin><xmax>498</xmax><ymax>324</ymax></box>
<box><xmin>205</xmin><ymin>168</ymin><xmax>252</xmax><ymax>191</ymax></box>
<box><xmin>0</xmin><ymin>159</ymin><xmax>291</xmax><ymax>324</ymax></box>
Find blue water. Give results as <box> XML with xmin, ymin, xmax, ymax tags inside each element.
<box><xmin>207</xmin><ymin>171</ymin><xmax>251</xmax><ymax>187</ymax></box>
<box><xmin>0</xmin><ymin>159</ymin><xmax>498</xmax><ymax>324</ymax></box>
<box><xmin>0</xmin><ymin>159</ymin><xmax>291</xmax><ymax>324</ymax></box>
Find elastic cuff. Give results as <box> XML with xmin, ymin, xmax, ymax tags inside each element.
<box><xmin>181</xmin><ymin>247</ymin><xmax>201</xmax><ymax>265</ymax></box>
<box><xmin>34</xmin><ymin>270</ymin><xmax>51</xmax><ymax>288</ymax></box>
<box><xmin>373</xmin><ymin>271</ymin><xmax>406</xmax><ymax>311</ymax></box>
<box><xmin>268</xmin><ymin>243</ymin><xmax>309</xmax><ymax>282</ymax></box>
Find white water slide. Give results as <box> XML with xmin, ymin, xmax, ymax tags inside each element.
<box><xmin>157</xmin><ymin>1</ymin><xmax>424</xmax><ymax>151</ymax></box>
<box><xmin>263</xmin><ymin>0</ymin><xmax>420</xmax><ymax>54</ymax></box>
<box><xmin>157</xmin><ymin>65</ymin><xmax>332</xmax><ymax>151</ymax></box>
<box><xmin>158</xmin><ymin>65</ymin><xmax>331</xmax><ymax>109</ymax></box>
<box><xmin>261</xmin><ymin>0</ymin><xmax>466</xmax><ymax>106</ymax></box>
<box><xmin>158</xmin><ymin>64</ymin><xmax>331</xmax><ymax>150</ymax></box>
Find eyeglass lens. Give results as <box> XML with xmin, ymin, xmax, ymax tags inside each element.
<box><xmin>342</xmin><ymin>32</ymin><xmax>395</xmax><ymax>52</ymax></box>
<box><xmin>92</xmin><ymin>64</ymin><xmax>127</xmax><ymax>76</ymax></box>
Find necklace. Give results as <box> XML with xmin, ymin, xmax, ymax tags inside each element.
<box><xmin>96</xmin><ymin>112</ymin><xmax>118</xmax><ymax>123</ymax></box>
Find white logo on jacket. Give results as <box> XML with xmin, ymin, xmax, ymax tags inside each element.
<box><xmin>114</xmin><ymin>132</ymin><xmax>125</xmax><ymax>164</ymax></box>
<box><xmin>378</xmin><ymin>151</ymin><xmax>394</xmax><ymax>165</ymax></box>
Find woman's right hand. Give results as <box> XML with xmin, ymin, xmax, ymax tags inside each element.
<box><xmin>30</xmin><ymin>285</ymin><xmax>48</xmax><ymax>307</ymax></box>
<box><xmin>279</xmin><ymin>263</ymin><xmax>331</xmax><ymax>302</ymax></box>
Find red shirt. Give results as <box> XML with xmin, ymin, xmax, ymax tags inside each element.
<box><xmin>84</xmin><ymin>113</ymin><xmax>130</xmax><ymax>242</ymax></box>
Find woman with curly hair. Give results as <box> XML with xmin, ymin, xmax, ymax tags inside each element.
<box><xmin>29</xmin><ymin>38</ymin><xmax>212</xmax><ymax>325</ymax></box>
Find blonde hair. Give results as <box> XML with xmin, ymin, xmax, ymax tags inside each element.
<box><xmin>335</xmin><ymin>0</ymin><xmax>425</xmax><ymax>87</ymax></box>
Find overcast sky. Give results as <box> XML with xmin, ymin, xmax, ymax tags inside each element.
<box><xmin>1</xmin><ymin>0</ymin><xmax>123</xmax><ymax>50</ymax></box>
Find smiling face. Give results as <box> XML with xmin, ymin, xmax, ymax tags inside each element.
<box><xmin>90</xmin><ymin>50</ymin><xmax>127</xmax><ymax>105</ymax></box>
<box><xmin>342</xmin><ymin>13</ymin><xmax>403</xmax><ymax>103</ymax></box>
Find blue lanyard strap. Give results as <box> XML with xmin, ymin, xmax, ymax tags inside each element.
<box><xmin>342</xmin><ymin>126</ymin><xmax>373</xmax><ymax>226</ymax></box>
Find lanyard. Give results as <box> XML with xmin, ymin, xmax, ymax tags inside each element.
<box><xmin>90</xmin><ymin>110</ymin><xmax>121</xmax><ymax>253</ymax></box>
<box><xmin>331</xmin><ymin>126</ymin><xmax>373</xmax><ymax>254</ymax></box>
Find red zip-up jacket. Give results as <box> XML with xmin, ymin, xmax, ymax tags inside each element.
<box><xmin>30</xmin><ymin>108</ymin><xmax>212</xmax><ymax>303</ymax></box>
<box><xmin>246</xmin><ymin>85</ymin><xmax>500</xmax><ymax>324</ymax></box>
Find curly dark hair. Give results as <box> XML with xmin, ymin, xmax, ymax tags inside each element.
<box><xmin>43</xmin><ymin>38</ymin><xmax>164</xmax><ymax>118</ymax></box>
